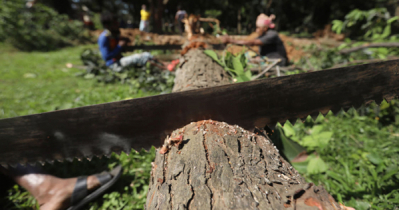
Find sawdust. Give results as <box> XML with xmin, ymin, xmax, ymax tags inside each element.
<box><xmin>180</xmin><ymin>42</ymin><xmax>208</xmax><ymax>56</ymax></box>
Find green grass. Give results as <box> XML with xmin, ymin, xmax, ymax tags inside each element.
<box><xmin>0</xmin><ymin>43</ymin><xmax>159</xmax><ymax>119</ymax></box>
<box><xmin>271</xmin><ymin>102</ymin><xmax>399</xmax><ymax>210</ymax></box>
<box><xmin>0</xmin><ymin>43</ymin><xmax>159</xmax><ymax>209</ymax></box>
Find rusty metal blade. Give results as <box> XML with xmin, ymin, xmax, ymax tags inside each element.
<box><xmin>1</xmin><ymin>60</ymin><xmax>399</xmax><ymax>165</ymax></box>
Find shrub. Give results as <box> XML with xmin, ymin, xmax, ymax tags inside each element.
<box><xmin>76</xmin><ymin>49</ymin><xmax>175</xmax><ymax>94</ymax></box>
<box><xmin>0</xmin><ymin>0</ymin><xmax>89</xmax><ymax>51</ymax></box>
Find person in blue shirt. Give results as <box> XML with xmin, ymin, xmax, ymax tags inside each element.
<box><xmin>98</xmin><ymin>12</ymin><xmax>166</xmax><ymax>72</ymax></box>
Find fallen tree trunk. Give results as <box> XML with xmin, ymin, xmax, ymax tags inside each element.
<box><xmin>146</xmin><ymin>120</ymin><xmax>343</xmax><ymax>209</ymax></box>
<box><xmin>172</xmin><ymin>49</ymin><xmax>231</xmax><ymax>92</ymax></box>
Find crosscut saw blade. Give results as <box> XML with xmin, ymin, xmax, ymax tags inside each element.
<box><xmin>1</xmin><ymin>60</ymin><xmax>399</xmax><ymax>166</ymax></box>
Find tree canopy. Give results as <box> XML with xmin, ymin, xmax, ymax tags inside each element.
<box><xmin>41</xmin><ymin>0</ymin><xmax>397</xmax><ymax>34</ymax></box>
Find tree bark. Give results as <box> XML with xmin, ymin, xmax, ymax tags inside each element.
<box><xmin>146</xmin><ymin>120</ymin><xmax>343</xmax><ymax>210</ymax></box>
<box><xmin>172</xmin><ymin>49</ymin><xmax>231</xmax><ymax>92</ymax></box>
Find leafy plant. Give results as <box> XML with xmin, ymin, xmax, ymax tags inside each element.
<box><xmin>271</xmin><ymin>100</ymin><xmax>399</xmax><ymax>209</ymax></box>
<box><xmin>204</xmin><ymin>10</ymin><xmax>222</xmax><ymax>18</ymax></box>
<box><xmin>0</xmin><ymin>0</ymin><xmax>89</xmax><ymax>51</ymax></box>
<box><xmin>204</xmin><ymin>50</ymin><xmax>252</xmax><ymax>82</ymax></box>
<box><xmin>332</xmin><ymin>8</ymin><xmax>399</xmax><ymax>41</ymax></box>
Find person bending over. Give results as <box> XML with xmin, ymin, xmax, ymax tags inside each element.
<box><xmin>220</xmin><ymin>14</ymin><xmax>289</xmax><ymax>66</ymax></box>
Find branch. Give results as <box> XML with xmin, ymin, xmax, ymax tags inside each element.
<box><xmin>332</xmin><ymin>57</ymin><xmax>399</xmax><ymax>68</ymax></box>
<box><xmin>251</xmin><ymin>59</ymin><xmax>280</xmax><ymax>80</ymax></box>
<box><xmin>339</xmin><ymin>42</ymin><xmax>399</xmax><ymax>54</ymax></box>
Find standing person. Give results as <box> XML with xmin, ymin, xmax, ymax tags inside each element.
<box><xmin>175</xmin><ymin>6</ymin><xmax>187</xmax><ymax>35</ymax></box>
<box><xmin>82</xmin><ymin>5</ymin><xmax>95</xmax><ymax>30</ymax></box>
<box><xmin>140</xmin><ymin>4</ymin><xmax>151</xmax><ymax>32</ymax></box>
<box><xmin>220</xmin><ymin>14</ymin><xmax>289</xmax><ymax>66</ymax></box>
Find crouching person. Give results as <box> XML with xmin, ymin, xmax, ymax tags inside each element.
<box><xmin>98</xmin><ymin>12</ymin><xmax>166</xmax><ymax>72</ymax></box>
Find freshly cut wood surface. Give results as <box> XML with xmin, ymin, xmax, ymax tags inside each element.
<box><xmin>146</xmin><ymin>120</ymin><xmax>343</xmax><ymax>209</ymax></box>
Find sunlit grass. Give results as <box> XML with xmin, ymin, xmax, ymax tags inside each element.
<box><xmin>0</xmin><ymin>43</ymin><xmax>158</xmax><ymax>119</ymax></box>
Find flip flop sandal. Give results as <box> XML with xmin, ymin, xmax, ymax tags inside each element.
<box><xmin>66</xmin><ymin>165</ymin><xmax>123</xmax><ymax>210</ymax></box>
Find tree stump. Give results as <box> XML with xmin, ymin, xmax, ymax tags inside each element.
<box><xmin>172</xmin><ymin>49</ymin><xmax>231</xmax><ymax>92</ymax></box>
<box><xmin>146</xmin><ymin>120</ymin><xmax>343</xmax><ymax>210</ymax></box>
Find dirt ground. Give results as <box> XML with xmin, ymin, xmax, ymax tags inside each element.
<box><xmin>92</xmin><ymin>27</ymin><xmax>342</xmax><ymax>62</ymax></box>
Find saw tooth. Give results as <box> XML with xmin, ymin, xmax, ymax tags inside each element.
<box><xmin>293</xmin><ymin>118</ymin><xmax>303</xmax><ymax>126</ymax></box>
<box><xmin>1</xmin><ymin>162</ymin><xmax>8</xmax><ymax>168</ymax></box>
<box><xmin>325</xmin><ymin>110</ymin><xmax>334</xmax><ymax>117</ymax></box>
<box><xmin>380</xmin><ymin>99</ymin><xmax>389</xmax><ymax>106</ymax></box>
<box><xmin>287</xmin><ymin>118</ymin><xmax>297</xmax><ymax>126</ymax></box>
<box><xmin>46</xmin><ymin>159</ymin><xmax>54</xmax><ymax>164</ymax></box>
<box><xmin>120</xmin><ymin>151</ymin><xmax>130</xmax><ymax>157</ymax></box>
<box><xmin>315</xmin><ymin>113</ymin><xmax>325</xmax><ymax>123</ymax></box>
<box><xmin>27</xmin><ymin>161</ymin><xmax>37</xmax><ymax>167</ymax></box>
<box><xmin>346</xmin><ymin>107</ymin><xmax>357</xmax><ymax>116</ymax></box>
<box><xmin>9</xmin><ymin>162</ymin><xmax>19</xmax><ymax>168</ymax></box>
<box><xmin>124</xmin><ymin>150</ymin><xmax>131</xmax><ymax>155</ymax></box>
<box><xmin>95</xmin><ymin>154</ymin><xmax>104</xmax><ymax>159</ymax></box>
<box><xmin>336</xmin><ymin>108</ymin><xmax>346</xmax><ymax>117</ymax></box>
<box><xmin>86</xmin><ymin>155</ymin><xmax>93</xmax><ymax>161</ymax></box>
<box><xmin>357</xmin><ymin>104</ymin><xmax>367</xmax><ymax>116</ymax></box>
<box><xmin>374</xmin><ymin>97</ymin><xmax>383</xmax><ymax>105</ymax></box>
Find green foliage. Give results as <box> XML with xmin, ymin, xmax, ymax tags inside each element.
<box><xmin>296</xmin><ymin>40</ymin><xmax>399</xmax><ymax>71</ymax></box>
<box><xmin>294</xmin><ymin>7</ymin><xmax>399</xmax><ymax>72</ymax></box>
<box><xmin>204</xmin><ymin>10</ymin><xmax>222</xmax><ymax>18</ymax></box>
<box><xmin>332</xmin><ymin>8</ymin><xmax>399</xmax><ymax>41</ymax></box>
<box><xmin>0</xmin><ymin>0</ymin><xmax>89</xmax><ymax>51</ymax></box>
<box><xmin>204</xmin><ymin>50</ymin><xmax>252</xmax><ymax>82</ymax></box>
<box><xmin>76</xmin><ymin>49</ymin><xmax>175</xmax><ymax>94</ymax></box>
<box><xmin>0</xmin><ymin>43</ymin><xmax>160</xmax><ymax>118</ymax></box>
<box><xmin>271</xmin><ymin>101</ymin><xmax>399</xmax><ymax>209</ymax></box>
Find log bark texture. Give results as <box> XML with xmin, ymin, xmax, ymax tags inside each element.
<box><xmin>172</xmin><ymin>49</ymin><xmax>231</xmax><ymax>92</ymax></box>
<box><xmin>146</xmin><ymin>121</ymin><xmax>343</xmax><ymax>210</ymax></box>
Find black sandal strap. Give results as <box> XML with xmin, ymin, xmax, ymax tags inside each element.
<box><xmin>95</xmin><ymin>173</ymin><xmax>112</xmax><ymax>186</ymax></box>
<box><xmin>71</xmin><ymin>176</ymin><xmax>88</xmax><ymax>206</ymax></box>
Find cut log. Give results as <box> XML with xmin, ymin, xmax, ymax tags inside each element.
<box><xmin>146</xmin><ymin>120</ymin><xmax>343</xmax><ymax>210</ymax></box>
<box><xmin>172</xmin><ymin>49</ymin><xmax>232</xmax><ymax>92</ymax></box>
